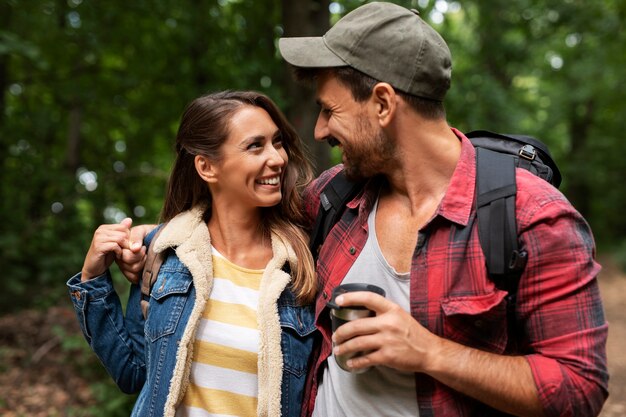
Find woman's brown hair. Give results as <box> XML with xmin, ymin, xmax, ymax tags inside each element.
<box><xmin>161</xmin><ymin>91</ymin><xmax>316</xmax><ymax>303</ymax></box>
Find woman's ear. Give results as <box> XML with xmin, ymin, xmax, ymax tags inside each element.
<box><xmin>195</xmin><ymin>155</ymin><xmax>218</xmax><ymax>183</ymax></box>
<box><xmin>372</xmin><ymin>82</ymin><xmax>396</xmax><ymax>128</ymax></box>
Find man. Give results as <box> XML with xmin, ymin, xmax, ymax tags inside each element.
<box><xmin>276</xmin><ymin>2</ymin><xmax>607</xmax><ymax>417</ymax></box>
<box><xmin>121</xmin><ymin>3</ymin><xmax>608</xmax><ymax>416</ymax></box>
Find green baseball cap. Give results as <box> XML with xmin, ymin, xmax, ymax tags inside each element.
<box><xmin>278</xmin><ymin>2</ymin><xmax>452</xmax><ymax>101</ymax></box>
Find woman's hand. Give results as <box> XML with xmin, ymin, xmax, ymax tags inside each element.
<box><xmin>81</xmin><ymin>218</ymin><xmax>133</xmax><ymax>281</ymax></box>
<box><xmin>115</xmin><ymin>223</ymin><xmax>156</xmax><ymax>284</ymax></box>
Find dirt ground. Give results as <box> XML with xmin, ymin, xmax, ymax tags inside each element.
<box><xmin>598</xmin><ymin>258</ymin><xmax>626</xmax><ymax>417</ymax></box>
<box><xmin>0</xmin><ymin>259</ymin><xmax>624</xmax><ymax>416</ymax></box>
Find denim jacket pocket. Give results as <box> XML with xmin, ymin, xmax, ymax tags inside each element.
<box><xmin>279</xmin><ymin>302</ymin><xmax>317</xmax><ymax>377</ymax></box>
<box><xmin>441</xmin><ymin>290</ymin><xmax>509</xmax><ymax>353</ymax></box>
<box><xmin>144</xmin><ymin>268</ymin><xmax>193</xmax><ymax>343</ymax></box>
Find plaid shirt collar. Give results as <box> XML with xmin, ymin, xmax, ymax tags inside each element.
<box><xmin>437</xmin><ymin>128</ymin><xmax>476</xmax><ymax>227</ymax></box>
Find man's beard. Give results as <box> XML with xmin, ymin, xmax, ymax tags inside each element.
<box><xmin>342</xmin><ymin>113</ymin><xmax>396</xmax><ymax>181</ymax></box>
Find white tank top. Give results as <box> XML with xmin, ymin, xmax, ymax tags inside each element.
<box><xmin>312</xmin><ymin>197</ymin><xmax>420</xmax><ymax>417</ymax></box>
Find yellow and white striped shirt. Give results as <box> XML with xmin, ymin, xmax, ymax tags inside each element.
<box><xmin>176</xmin><ymin>248</ymin><xmax>263</xmax><ymax>417</ymax></box>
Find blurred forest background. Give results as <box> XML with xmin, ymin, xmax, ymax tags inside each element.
<box><xmin>0</xmin><ymin>0</ymin><xmax>624</xmax><ymax>415</ymax></box>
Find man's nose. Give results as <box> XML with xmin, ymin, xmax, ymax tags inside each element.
<box><xmin>314</xmin><ymin>114</ymin><xmax>329</xmax><ymax>142</ymax></box>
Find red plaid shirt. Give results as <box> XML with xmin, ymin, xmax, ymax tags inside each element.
<box><xmin>301</xmin><ymin>129</ymin><xmax>608</xmax><ymax>417</ymax></box>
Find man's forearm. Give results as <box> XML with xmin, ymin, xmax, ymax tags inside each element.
<box><xmin>425</xmin><ymin>337</ymin><xmax>545</xmax><ymax>417</ymax></box>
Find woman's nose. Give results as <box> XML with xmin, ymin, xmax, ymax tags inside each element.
<box><xmin>266</xmin><ymin>146</ymin><xmax>286</xmax><ymax>168</ymax></box>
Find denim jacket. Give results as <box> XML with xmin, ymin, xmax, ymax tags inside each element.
<box><xmin>67</xmin><ymin>206</ymin><xmax>317</xmax><ymax>417</ymax></box>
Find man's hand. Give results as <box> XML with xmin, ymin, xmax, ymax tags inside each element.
<box><xmin>114</xmin><ymin>223</ymin><xmax>156</xmax><ymax>284</ymax></box>
<box><xmin>81</xmin><ymin>218</ymin><xmax>134</xmax><ymax>282</ymax></box>
<box><xmin>331</xmin><ymin>291</ymin><xmax>544</xmax><ymax>417</ymax></box>
<box><xmin>331</xmin><ymin>291</ymin><xmax>439</xmax><ymax>373</ymax></box>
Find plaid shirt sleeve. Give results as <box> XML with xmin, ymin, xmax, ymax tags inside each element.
<box><xmin>515</xmin><ymin>169</ymin><xmax>608</xmax><ymax>416</ymax></box>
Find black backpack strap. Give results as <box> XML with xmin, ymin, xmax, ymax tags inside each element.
<box><xmin>309</xmin><ymin>170</ymin><xmax>362</xmax><ymax>259</ymax></box>
<box><xmin>475</xmin><ymin>147</ymin><xmax>527</xmax><ymax>289</ymax></box>
<box><xmin>476</xmin><ymin>148</ymin><xmax>527</xmax><ymax>350</ymax></box>
<box><xmin>140</xmin><ymin>224</ymin><xmax>167</xmax><ymax>319</ymax></box>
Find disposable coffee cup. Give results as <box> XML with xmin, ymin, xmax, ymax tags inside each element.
<box><xmin>327</xmin><ymin>283</ymin><xmax>386</xmax><ymax>373</ymax></box>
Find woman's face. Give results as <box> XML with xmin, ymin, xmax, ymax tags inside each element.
<box><xmin>205</xmin><ymin>105</ymin><xmax>288</xmax><ymax>210</ymax></box>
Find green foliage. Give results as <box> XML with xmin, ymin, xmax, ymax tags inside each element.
<box><xmin>53</xmin><ymin>324</ymin><xmax>136</xmax><ymax>416</ymax></box>
<box><xmin>0</xmin><ymin>0</ymin><xmax>285</xmax><ymax>313</ymax></box>
<box><xmin>612</xmin><ymin>240</ymin><xmax>626</xmax><ymax>273</ymax></box>
<box><xmin>80</xmin><ymin>381</ymin><xmax>136</xmax><ymax>417</ymax></box>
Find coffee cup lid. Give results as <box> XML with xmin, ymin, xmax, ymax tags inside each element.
<box><xmin>327</xmin><ymin>283</ymin><xmax>386</xmax><ymax>310</ymax></box>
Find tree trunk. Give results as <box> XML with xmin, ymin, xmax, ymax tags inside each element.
<box><xmin>566</xmin><ymin>100</ymin><xmax>595</xmax><ymax>218</ymax></box>
<box><xmin>280</xmin><ymin>0</ymin><xmax>331</xmax><ymax>174</ymax></box>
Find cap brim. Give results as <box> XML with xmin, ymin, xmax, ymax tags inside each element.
<box><xmin>278</xmin><ymin>37</ymin><xmax>347</xmax><ymax>68</ymax></box>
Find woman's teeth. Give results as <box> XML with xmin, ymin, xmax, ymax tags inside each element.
<box><xmin>257</xmin><ymin>177</ymin><xmax>280</xmax><ymax>185</ymax></box>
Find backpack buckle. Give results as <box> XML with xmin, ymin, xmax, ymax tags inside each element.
<box><xmin>519</xmin><ymin>145</ymin><xmax>536</xmax><ymax>161</ymax></box>
<box><xmin>508</xmin><ymin>249</ymin><xmax>528</xmax><ymax>271</ymax></box>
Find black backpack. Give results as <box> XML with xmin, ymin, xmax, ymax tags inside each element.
<box><xmin>309</xmin><ymin>130</ymin><xmax>561</xmax><ymax>331</ymax></box>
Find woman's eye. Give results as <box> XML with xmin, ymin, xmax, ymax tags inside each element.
<box><xmin>247</xmin><ymin>142</ymin><xmax>262</xmax><ymax>150</ymax></box>
<box><xmin>273</xmin><ymin>137</ymin><xmax>284</xmax><ymax>148</ymax></box>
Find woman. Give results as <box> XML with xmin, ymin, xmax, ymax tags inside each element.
<box><xmin>67</xmin><ymin>91</ymin><xmax>318</xmax><ymax>417</ymax></box>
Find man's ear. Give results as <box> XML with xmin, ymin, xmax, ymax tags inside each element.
<box><xmin>195</xmin><ymin>155</ymin><xmax>218</xmax><ymax>183</ymax></box>
<box><xmin>371</xmin><ymin>82</ymin><xmax>396</xmax><ymax>127</ymax></box>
